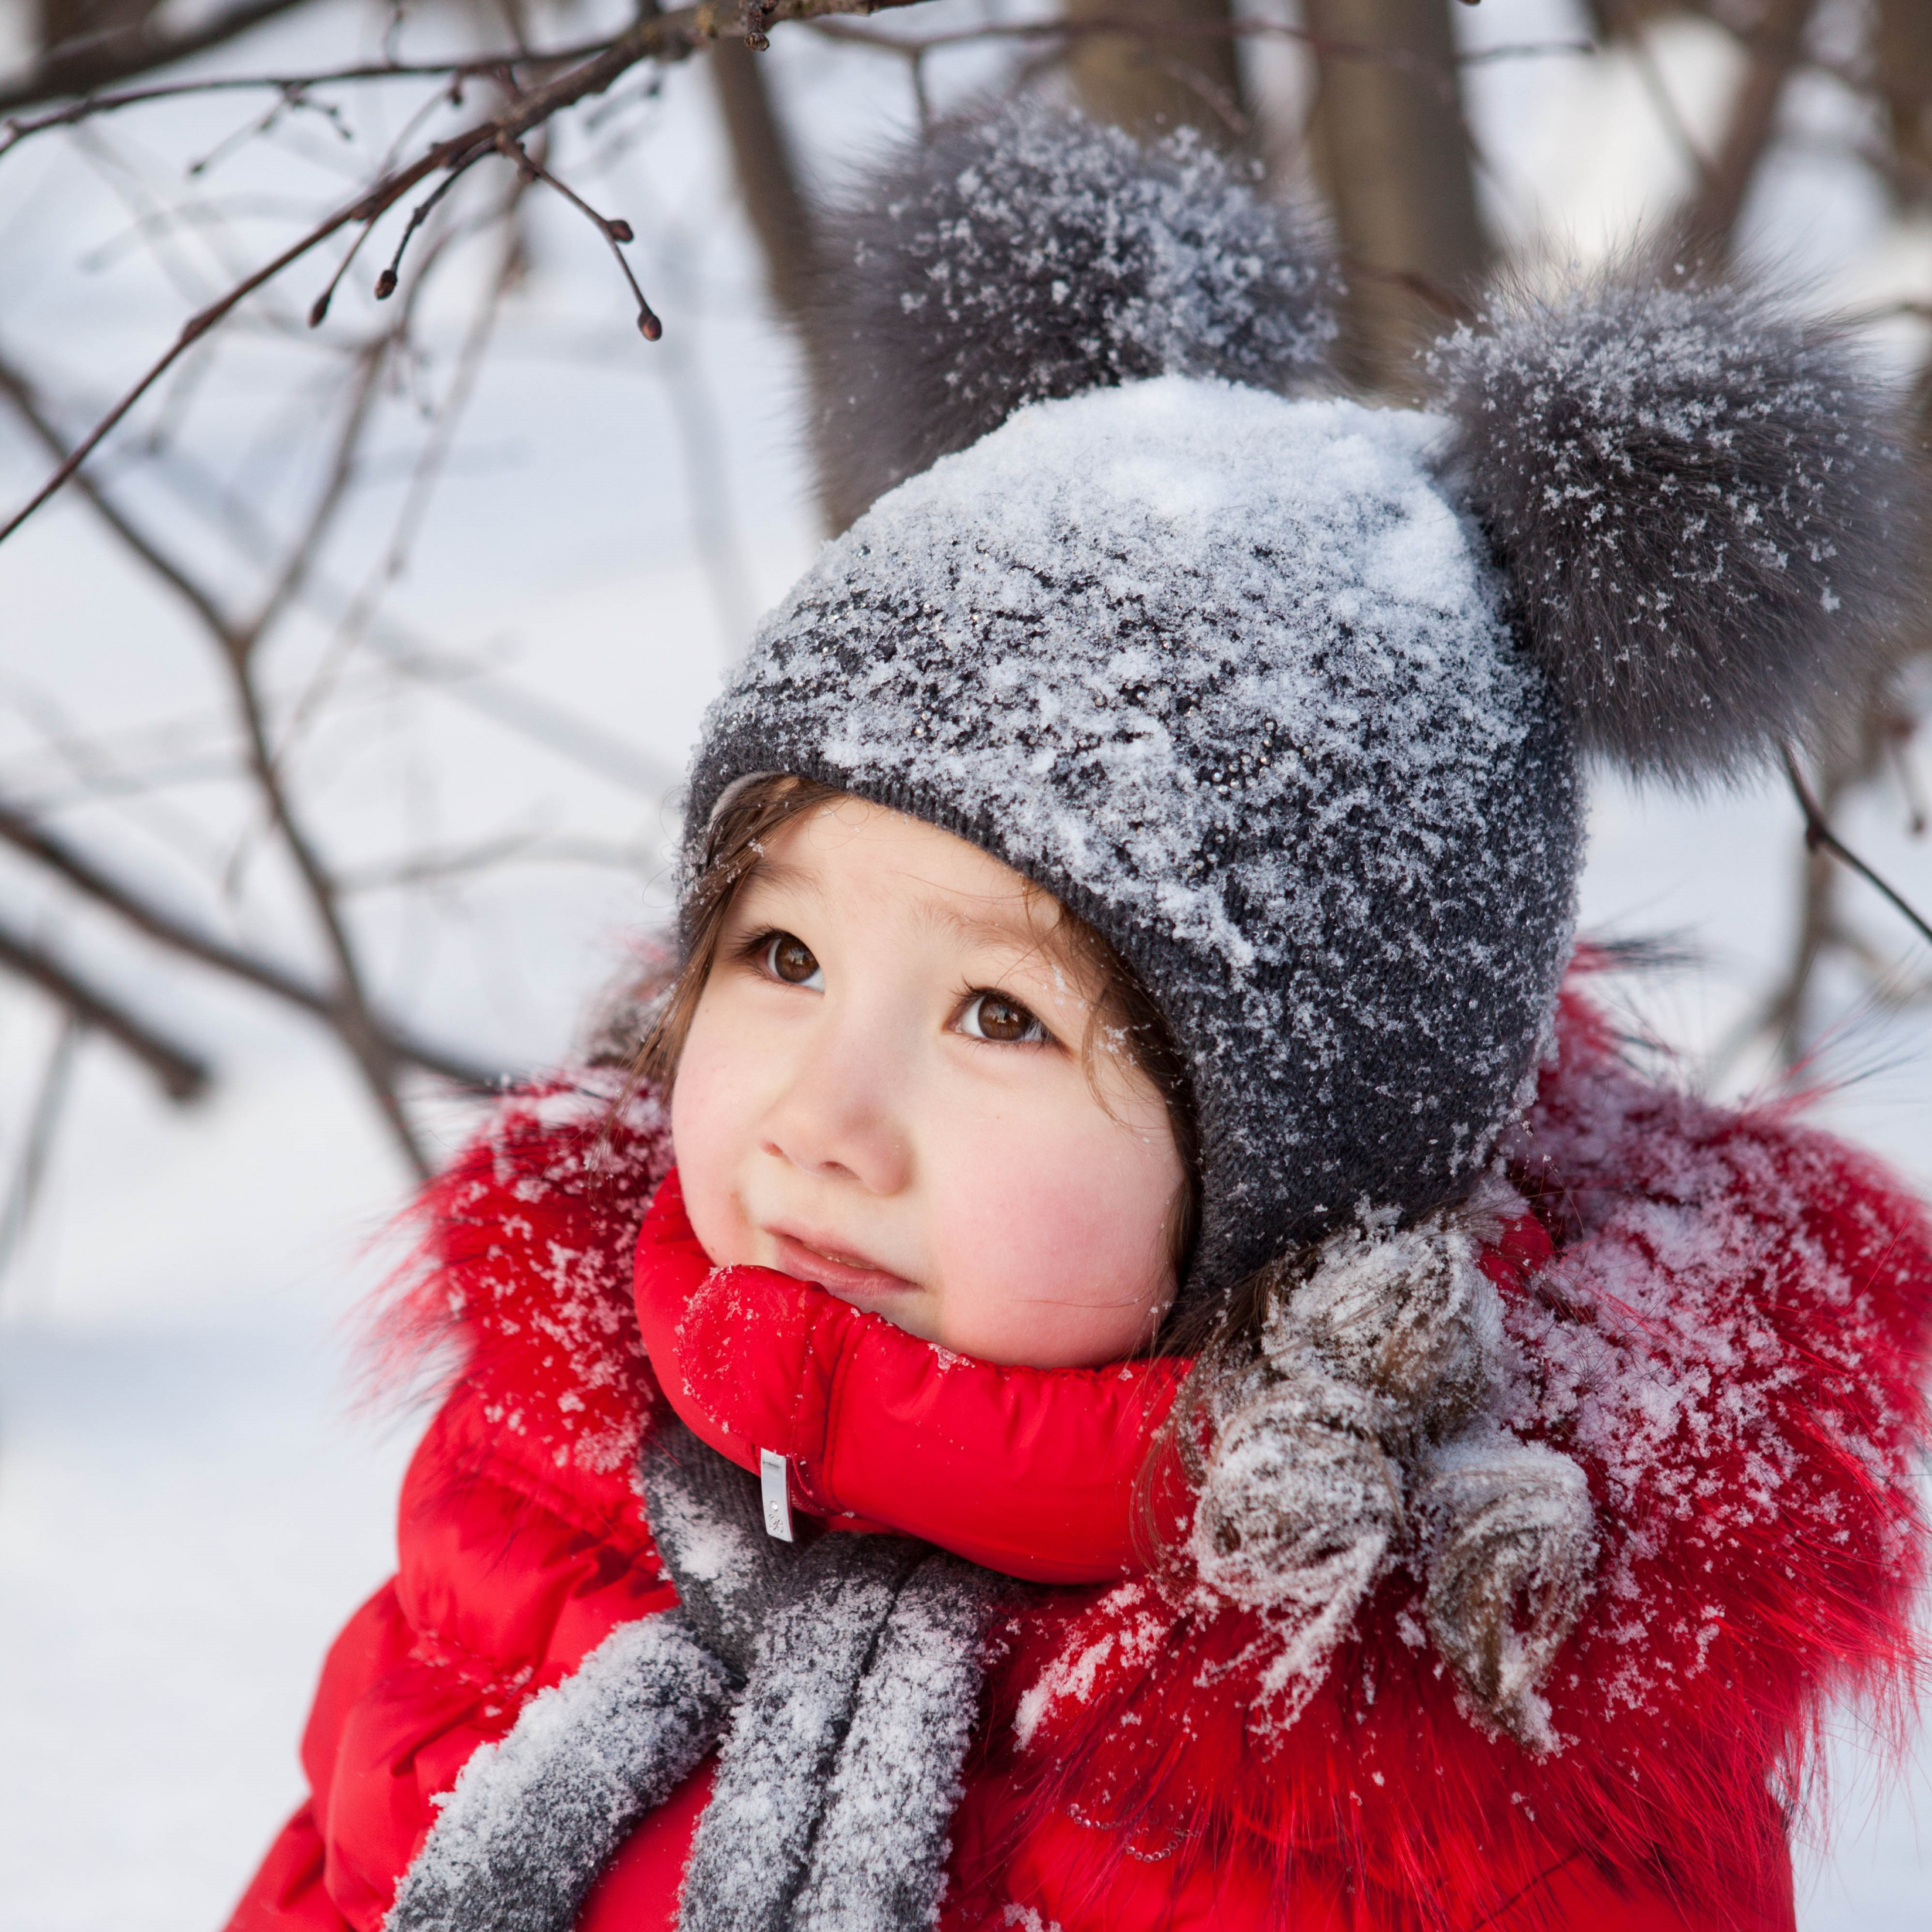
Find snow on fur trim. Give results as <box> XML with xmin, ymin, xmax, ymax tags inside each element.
<box><xmin>992</xmin><ymin>994</ymin><xmax>1931</xmax><ymax>1927</ymax></box>
<box><xmin>811</xmin><ymin>100</ymin><xmax>1336</xmax><ymax>522</ymax></box>
<box><xmin>1420</xmin><ymin>1430</ymin><xmax>1597</xmax><ymax>1752</ymax></box>
<box><xmin>1432</xmin><ymin>270</ymin><xmax>1924</xmax><ymax>785</ymax></box>
<box><xmin>1190</xmin><ymin>1199</ymin><xmax>1595</xmax><ymax>1749</ymax></box>
<box><xmin>372</xmin><ymin>1070</ymin><xmax>672</xmax><ymax>1479</ymax></box>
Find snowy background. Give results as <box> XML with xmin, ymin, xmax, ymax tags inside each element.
<box><xmin>2</xmin><ymin>0</ymin><xmax>1930</xmax><ymax>1923</ymax></box>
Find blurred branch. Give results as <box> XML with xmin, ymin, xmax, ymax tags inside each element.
<box><xmin>0</xmin><ymin>797</ymin><xmax>502</xmax><ymax>1087</ymax></box>
<box><xmin>1781</xmin><ymin>744</ymin><xmax>1932</xmax><ymax>952</ymax></box>
<box><xmin>1678</xmin><ymin>0</ymin><xmax>1817</xmax><ymax>252</ymax></box>
<box><xmin>339</xmin><ymin>832</ymin><xmax>651</xmax><ymax>893</ymax></box>
<box><xmin>807</xmin><ymin>13</ymin><xmax>1592</xmax><ymax>71</ymax></box>
<box><xmin>0</xmin><ymin>1015</ymin><xmax>81</xmax><ymax>1290</ymax></box>
<box><xmin>0</xmin><ymin>43</ymin><xmax>635</xmax><ymax>151</ymax></box>
<box><xmin>0</xmin><ymin>325</ymin><xmax>509</xmax><ymax>1175</ymax></box>
<box><xmin>1304</xmin><ymin>0</ymin><xmax>1487</xmax><ymax>392</ymax></box>
<box><xmin>0</xmin><ymin>914</ymin><xmax>210</xmax><ymax>1101</ymax></box>
<box><xmin>2</xmin><ymin>0</ymin><xmax>310</xmax><ymax>117</ymax></box>
<box><xmin>1063</xmin><ymin>0</ymin><xmax>1247</xmax><ymax>145</ymax></box>
<box><xmin>216</xmin><ymin>343</ymin><xmax>439</xmax><ymax>1177</ymax></box>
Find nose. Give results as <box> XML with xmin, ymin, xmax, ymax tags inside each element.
<box><xmin>758</xmin><ymin>1005</ymin><xmax>913</xmax><ymax>1198</ymax></box>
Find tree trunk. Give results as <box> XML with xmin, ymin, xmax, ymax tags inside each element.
<box><xmin>1301</xmin><ymin>0</ymin><xmax>1487</xmax><ymax>393</ymax></box>
<box><xmin>1062</xmin><ymin>0</ymin><xmax>1247</xmax><ymax>145</ymax></box>
<box><xmin>710</xmin><ymin>42</ymin><xmax>887</xmax><ymax>534</ymax></box>
<box><xmin>712</xmin><ymin>40</ymin><xmax>817</xmax><ymax>321</ymax></box>
<box><xmin>1876</xmin><ymin>0</ymin><xmax>1932</xmax><ymax>190</ymax></box>
<box><xmin>1675</xmin><ymin>0</ymin><xmax>1816</xmax><ymax>253</ymax></box>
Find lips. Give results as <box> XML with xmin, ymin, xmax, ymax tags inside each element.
<box><xmin>767</xmin><ymin>1226</ymin><xmax>920</xmax><ymax>1301</ymax></box>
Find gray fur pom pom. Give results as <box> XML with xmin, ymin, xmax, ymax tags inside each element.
<box><xmin>811</xmin><ymin>100</ymin><xmax>1337</xmax><ymax>523</ymax></box>
<box><xmin>1432</xmin><ymin>273</ymin><xmax>1924</xmax><ymax>786</ymax></box>
<box><xmin>1189</xmin><ymin>1206</ymin><xmax>1596</xmax><ymax>1744</ymax></box>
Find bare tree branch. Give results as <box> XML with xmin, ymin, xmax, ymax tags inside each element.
<box><xmin>0</xmin><ymin>0</ymin><xmax>935</xmax><ymax>550</ymax></box>
<box><xmin>4</xmin><ymin>334</ymin><xmax>444</xmax><ymax>1168</ymax></box>
<box><xmin>213</xmin><ymin>342</ymin><xmax>441</xmax><ymax>1178</ymax></box>
<box><xmin>2</xmin><ymin>0</ymin><xmax>311</xmax><ymax>117</ymax></box>
<box><xmin>1679</xmin><ymin>0</ymin><xmax>1818</xmax><ymax>252</ymax></box>
<box><xmin>0</xmin><ymin>913</ymin><xmax>211</xmax><ymax>1100</ymax></box>
<box><xmin>0</xmin><ymin>793</ymin><xmax>502</xmax><ymax>1088</ymax></box>
<box><xmin>1782</xmin><ymin>743</ymin><xmax>1932</xmax><ymax>952</ymax></box>
<box><xmin>0</xmin><ymin>352</ymin><xmax>237</xmax><ymax>641</ymax></box>
<box><xmin>0</xmin><ymin>1014</ymin><xmax>81</xmax><ymax>1291</ymax></box>
<box><xmin>0</xmin><ymin>341</ymin><xmax>511</xmax><ymax>1132</ymax></box>
<box><xmin>0</xmin><ymin>46</ymin><xmax>610</xmax><ymax>153</ymax></box>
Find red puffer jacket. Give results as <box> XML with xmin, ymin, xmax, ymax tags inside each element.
<box><xmin>227</xmin><ymin>992</ymin><xmax>1932</xmax><ymax>1932</ymax></box>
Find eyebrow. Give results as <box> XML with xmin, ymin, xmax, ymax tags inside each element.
<box><xmin>737</xmin><ymin>854</ymin><xmax>1060</xmax><ymax>961</ymax></box>
<box><xmin>735</xmin><ymin>856</ymin><xmax>818</xmax><ymax>900</ymax></box>
<box><xmin>911</xmin><ymin>892</ymin><xmax>1055</xmax><ymax>956</ymax></box>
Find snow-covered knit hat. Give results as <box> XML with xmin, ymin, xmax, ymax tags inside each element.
<box><xmin>685</xmin><ymin>105</ymin><xmax>1918</xmax><ymax>1303</ymax></box>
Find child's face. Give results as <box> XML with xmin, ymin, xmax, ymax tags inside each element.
<box><xmin>671</xmin><ymin>798</ymin><xmax>1186</xmax><ymax>1368</ymax></box>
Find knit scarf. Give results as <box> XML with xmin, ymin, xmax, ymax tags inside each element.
<box><xmin>385</xmin><ymin>1420</ymin><xmax>1008</xmax><ymax>1932</ymax></box>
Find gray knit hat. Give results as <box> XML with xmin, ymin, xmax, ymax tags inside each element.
<box><xmin>684</xmin><ymin>105</ymin><xmax>1917</xmax><ymax>1303</ymax></box>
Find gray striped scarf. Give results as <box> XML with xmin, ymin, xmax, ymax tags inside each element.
<box><xmin>385</xmin><ymin>1421</ymin><xmax>1008</xmax><ymax>1932</ymax></box>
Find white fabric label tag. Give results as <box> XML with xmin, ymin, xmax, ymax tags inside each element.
<box><xmin>760</xmin><ymin>1448</ymin><xmax>795</xmax><ymax>1542</ymax></box>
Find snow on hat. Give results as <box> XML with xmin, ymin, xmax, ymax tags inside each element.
<box><xmin>684</xmin><ymin>104</ymin><xmax>1920</xmax><ymax>1303</ymax></box>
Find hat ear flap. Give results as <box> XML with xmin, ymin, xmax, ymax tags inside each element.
<box><xmin>1430</xmin><ymin>269</ymin><xmax>1925</xmax><ymax>787</ymax></box>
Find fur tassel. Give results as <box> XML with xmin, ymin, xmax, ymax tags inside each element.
<box><xmin>1189</xmin><ymin>1209</ymin><xmax>1597</xmax><ymax>1747</ymax></box>
<box><xmin>809</xmin><ymin>100</ymin><xmax>1336</xmax><ymax>523</ymax></box>
<box><xmin>1430</xmin><ymin>270</ymin><xmax>1926</xmax><ymax>786</ymax></box>
<box><xmin>1420</xmin><ymin>1433</ymin><xmax>1597</xmax><ymax>1753</ymax></box>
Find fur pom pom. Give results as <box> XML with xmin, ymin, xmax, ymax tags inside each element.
<box><xmin>811</xmin><ymin>100</ymin><xmax>1336</xmax><ymax>522</ymax></box>
<box><xmin>1189</xmin><ymin>1208</ymin><xmax>1597</xmax><ymax>1744</ymax></box>
<box><xmin>1432</xmin><ymin>272</ymin><xmax>1924</xmax><ymax>785</ymax></box>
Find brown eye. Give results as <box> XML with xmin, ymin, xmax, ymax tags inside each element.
<box><xmin>764</xmin><ymin>933</ymin><xmax>823</xmax><ymax>988</ymax></box>
<box><xmin>960</xmin><ymin>992</ymin><xmax>1046</xmax><ymax>1044</ymax></box>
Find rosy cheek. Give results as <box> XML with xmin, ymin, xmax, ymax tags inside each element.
<box><xmin>669</xmin><ymin>1011</ymin><xmax>764</xmax><ymax>1268</ymax></box>
<box><xmin>927</xmin><ymin>1105</ymin><xmax>1177</xmax><ymax>1366</ymax></box>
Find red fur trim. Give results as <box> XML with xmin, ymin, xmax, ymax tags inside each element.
<box><xmin>376</xmin><ymin>1070</ymin><xmax>673</xmax><ymax>1492</ymax></box>
<box><xmin>971</xmin><ymin>990</ymin><xmax>1932</xmax><ymax>1927</ymax></box>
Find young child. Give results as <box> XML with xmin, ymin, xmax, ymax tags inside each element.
<box><xmin>228</xmin><ymin>107</ymin><xmax>1932</xmax><ymax>1932</ymax></box>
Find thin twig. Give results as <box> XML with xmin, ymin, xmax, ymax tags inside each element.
<box><xmin>808</xmin><ymin>14</ymin><xmax>1592</xmax><ymax>68</ymax></box>
<box><xmin>0</xmin><ymin>46</ymin><xmax>611</xmax><ymax>154</ymax></box>
<box><xmin>1783</xmin><ymin>744</ymin><xmax>1932</xmax><ymax>949</ymax></box>
<box><xmin>339</xmin><ymin>832</ymin><xmax>651</xmax><ymax>893</ymax></box>
<box><xmin>0</xmin><ymin>0</ymin><xmax>315</xmax><ymax>119</ymax></box>
<box><xmin>495</xmin><ymin>134</ymin><xmax>661</xmax><ymax>337</ymax></box>
<box><xmin>0</xmin><ymin>349</ymin><xmax>509</xmax><ymax>1109</ymax></box>
<box><xmin>0</xmin><ymin>794</ymin><xmax>499</xmax><ymax>1088</ymax></box>
<box><xmin>369</xmin><ymin>152</ymin><xmax>488</xmax><ymax>303</ymax></box>
<box><xmin>0</xmin><ymin>0</ymin><xmax>931</xmax><ymax>550</ymax></box>
<box><xmin>218</xmin><ymin>345</ymin><xmax>439</xmax><ymax>1175</ymax></box>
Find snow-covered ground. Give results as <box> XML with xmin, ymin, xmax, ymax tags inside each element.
<box><xmin>1</xmin><ymin>0</ymin><xmax>1929</xmax><ymax>1923</ymax></box>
